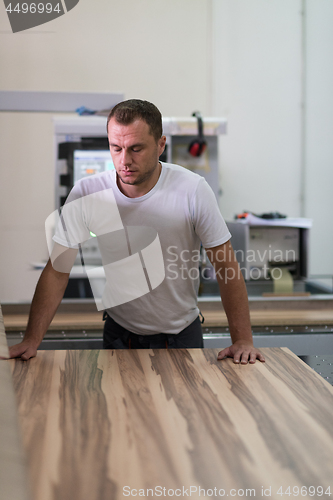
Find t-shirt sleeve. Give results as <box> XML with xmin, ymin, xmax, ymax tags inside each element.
<box><xmin>53</xmin><ymin>183</ymin><xmax>90</xmax><ymax>249</ymax></box>
<box><xmin>191</xmin><ymin>178</ymin><xmax>231</xmax><ymax>248</ymax></box>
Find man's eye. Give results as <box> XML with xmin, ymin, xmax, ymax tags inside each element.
<box><xmin>132</xmin><ymin>148</ymin><xmax>141</xmax><ymax>153</ymax></box>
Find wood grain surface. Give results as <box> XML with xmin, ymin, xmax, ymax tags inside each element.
<box><xmin>0</xmin><ymin>303</ymin><xmax>9</xmax><ymax>358</ymax></box>
<box><xmin>8</xmin><ymin>348</ymin><xmax>333</xmax><ymax>500</ymax></box>
<box><xmin>4</xmin><ymin>307</ymin><xmax>333</xmax><ymax>334</ymax></box>
<box><xmin>0</xmin><ymin>304</ymin><xmax>31</xmax><ymax>500</ymax></box>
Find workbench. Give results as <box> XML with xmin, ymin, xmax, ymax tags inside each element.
<box><xmin>3</xmin><ymin>296</ymin><xmax>333</xmax><ymax>332</ymax></box>
<box><xmin>4</xmin><ymin>297</ymin><xmax>333</xmax><ymax>355</ymax></box>
<box><xmin>1</xmin><ymin>304</ymin><xmax>333</xmax><ymax>500</ymax></box>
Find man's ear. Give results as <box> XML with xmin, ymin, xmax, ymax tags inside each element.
<box><xmin>158</xmin><ymin>135</ymin><xmax>167</xmax><ymax>156</ymax></box>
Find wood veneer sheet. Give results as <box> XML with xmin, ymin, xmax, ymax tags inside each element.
<box><xmin>0</xmin><ymin>304</ymin><xmax>9</xmax><ymax>358</ymax></box>
<box><xmin>9</xmin><ymin>348</ymin><xmax>333</xmax><ymax>500</ymax></box>
<box><xmin>0</xmin><ymin>299</ymin><xmax>31</xmax><ymax>500</ymax></box>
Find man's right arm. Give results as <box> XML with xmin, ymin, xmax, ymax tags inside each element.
<box><xmin>7</xmin><ymin>245</ymin><xmax>77</xmax><ymax>360</ymax></box>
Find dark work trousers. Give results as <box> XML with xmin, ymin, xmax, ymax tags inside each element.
<box><xmin>103</xmin><ymin>313</ymin><xmax>204</xmax><ymax>350</ymax></box>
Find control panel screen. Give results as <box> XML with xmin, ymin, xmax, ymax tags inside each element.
<box><xmin>73</xmin><ymin>150</ymin><xmax>114</xmax><ymax>184</ymax></box>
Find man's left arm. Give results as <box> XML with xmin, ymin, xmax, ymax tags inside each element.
<box><xmin>205</xmin><ymin>240</ymin><xmax>265</xmax><ymax>364</ymax></box>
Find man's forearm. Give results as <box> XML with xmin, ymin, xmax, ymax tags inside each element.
<box><xmin>216</xmin><ymin>263</ymin><xmax>253</xmax><ymax>344</ymax></box>
<box><xmin>24</xmin><ymin>260</ymin><xmax>69</xmax><ymax>348</ymax></box>
<box><xmin>206</xmin><ymin>241</ymin><xmax>264</xmax><ymax>363</ymax></box>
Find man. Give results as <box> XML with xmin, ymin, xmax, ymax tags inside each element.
<box><xmin>7</xmin><ymin>99</ymin><xmax>264</xmax><ymax>364</ymax></box>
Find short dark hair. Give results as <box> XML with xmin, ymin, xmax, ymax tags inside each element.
<box><xmin>107</xmin><ymin>99</ymin><xmax>163</xmax><ymax>142</ymax></box>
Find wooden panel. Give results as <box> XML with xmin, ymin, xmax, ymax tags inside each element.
<box><xmin>0</xmin><ymin>305</ymin><xmax>31</xmax><ymax>500</ymax></box>
<box><xmin>0</xmin><ymin>304</ymin><xmax>9</xmax><ymax>358</ymax></box>
<box><xmin>202</xmin><ymin>308</ymin><xmax>333</xmax><ymax>327</ymax></box>
<box><xmin>3</xmin><ymin>312</ymin><xmax>105</xmax><ymax>331</ymax></box>
<box><xmin>9</xmin><ymin>348</ymin><xmax>333</xmax><ymax>500</ymax></box>
<box><xmin>4</xmin><ymin>307</ymin><xmax>333</xmax><ymax>333</ymax></box>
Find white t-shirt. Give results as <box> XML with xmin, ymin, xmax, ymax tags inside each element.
<box><xmin>53</xmin><ymin>162</ymin><xmax>231</xmax><ymax>335</ymax></box>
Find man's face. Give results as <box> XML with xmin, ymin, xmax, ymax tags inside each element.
<box><xmin>107</xmin><ymin>117</ymin><xmax>166</xmax><ymax>193</ymax></box>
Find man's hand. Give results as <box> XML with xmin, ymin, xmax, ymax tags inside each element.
<box><xmin>205</xmin><ymin>242</ymin><xmax>265</xmax><ymax>365</ymax></box>
<box><xmin>7</xmin><ymin>340</ymin><xmax>38</xmax><ymax>361</ymax></box>
<box><xmin>217</xmin><ymin>340</ymin><xmax>265</xmax><ymax>364</ymax></box>
<box><xmin>1</xmin><ymin>256</ymin><xmax>72</xmax><ymax>362</ymax></box>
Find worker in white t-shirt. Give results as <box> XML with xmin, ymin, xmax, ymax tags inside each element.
<box><xmin>6</xmin><ymin>99</ymin><xmax>265</xmax><ymax>364</ymax></box>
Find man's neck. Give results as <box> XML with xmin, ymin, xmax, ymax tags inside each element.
<box><xmin>117</xmin><ymin>162</ymin><xmax>162</xmax><ymax>198</ymax></box>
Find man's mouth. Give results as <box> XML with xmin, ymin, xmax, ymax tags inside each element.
<box><xmin>122</xmin><ymin>170</ymin><xmax>136</xmax><ymax>175</ymax></box>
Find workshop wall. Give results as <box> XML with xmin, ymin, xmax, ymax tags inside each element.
<box><xmin>213</xmin><ymin>0</ymin><xmax>302</xmax><ymax>220</ymax></box>
<box><xmin>0</xmin><ymin>0</ymin><xmax>332</xmax><ymax>302</ymax></box>
<box><xmin>303</xmin><ymin>0</ymin><xmax>333</xmax><ymax>281</ymax></box>
<box><xmin>212</xmin><ymin>0</ymin><xmax>333</xmax><ymax>281</ymax></box>
<box><xmin>0</xmin><ymin>0</ymin><xmax>212</xmax><ymax>302</ymax></box>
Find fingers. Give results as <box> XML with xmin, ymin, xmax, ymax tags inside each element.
<box><xmin>233</xmin><ymin>348</ymin><xmax>249</xmax><ymax>364</ymax></box>
<box><xmin>234</xmin><ymin>348</ymin><xmax>265</xmax><ymax>364</ymax></box>
<box><xmin>256</xmin><ymin>351</ymin><xmax>266</xmax><ymax>363</ymax></box>
<box><xmin>8</xmin><ymin>344</ymin><xmax>26</xmax><ymax>359</ymax></box>
<box><xmin>20</xmin><ymin>348</ymin><xmax>37</xmax><ymax>361</ymax></box>
<box><xmin>8</xmin><ymin>343</ymin><xmax>37</xmax><ymax>361</ymax></box>
<box><xmin>217</xmin><ymin>345</ymin><xmax>265</xmax><ymax>364</ymax></box>
<box><xmin>217</xmin><ymin>347</ymin><xmax>232</xmax><ymax>360</ymax></box>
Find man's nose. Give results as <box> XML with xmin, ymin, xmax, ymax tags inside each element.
<box><xmin>121</xmin><ymin>149</ymin><xmax>132</xmax><ymax>166</ymax></box>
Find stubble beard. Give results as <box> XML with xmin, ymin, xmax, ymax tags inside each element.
<box><xmin>118</xmin><ymin>161</ymin><xmax>160</xmax><ymax>186</ymax></box>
